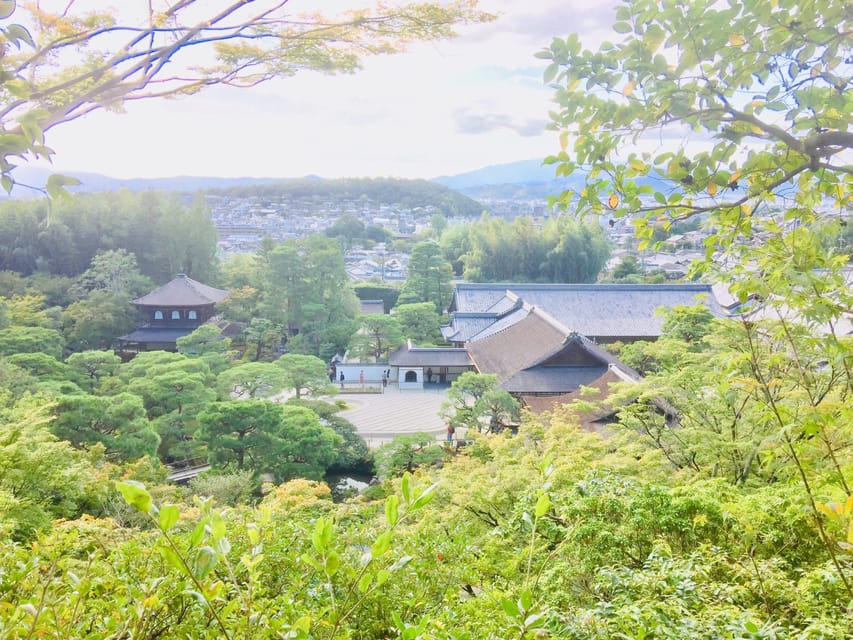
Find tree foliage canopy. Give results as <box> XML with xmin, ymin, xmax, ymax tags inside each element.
<box><xmin>444</xmin><ymin>215</ymin><xmax>611</xmax><ymax>283</ymax></box>
<box><xmin>542</xmin><ymin>0</ymin><xmax>852</xmax><ymax>598</ymax></box>
<box><xmin>398</xmin><ymin>241</ymin><xmax>454</xmax><ymax>312</ymax></box>
<box><xmin>540</xmin><ymin>0</ymin><xmax>851</xmax><ymax>248</ymax></box>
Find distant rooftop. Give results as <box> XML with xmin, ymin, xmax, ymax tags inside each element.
<box><xmin>448</xmin><ymin>283</ymin><xmax>725</xmax><ymax>341</ymax></box>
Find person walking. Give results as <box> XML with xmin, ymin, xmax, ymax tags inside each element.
<box><xmin>359</xmin><ymin>370</ymin><xmax>365</xmax><ymax>386</ymax></box>
<box><xmin>339</xmin><ymin>371</ymin><xmax>345</xmax><ymax>389</ymax></box>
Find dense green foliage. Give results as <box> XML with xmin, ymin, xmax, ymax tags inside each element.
<box><xmin>441</xmin><ymin>215</ymin><xmax>611</xmax><ymax>283</ymax></box>
<box><xmin>398</xmin><ymin>241</ymin><xmax>454</xmax><ymax>313</ymax></box>
<box><xmin>352</xmin><ymin>282</ymin><xmax>401</xmax><ymax>312</ymax></box>
<box><xmin>324</xmin><ymin>214</ymin><xmax>394</xmax><ymax>249</ymax></box>
<box><xmin>0</xmin><ymin>191</ymin><xmax>218</xmax><ymax>282</ymax></box>
<box><xmin>1</xmin><ymin>403</ymin><xmax>850</xmax><ymax>637</ymax></box>
<box><xmin>258</xmin><ymin>235</ymin><xmax>359</xmax><ymax>360</ymax></box>
<box><xmin>442</xmin><ymin>372</ymin><xmax>520</xmax><ymax>432</ymax></box>
<box><xmin>347</xmin><ymin>315</ymin><xmax>405</xmax><ymax>362</ymax></box>
<box><xmin>394</xmin><ymin>302</ymin><xmax>443</xmax><ymax>345</ymax></box>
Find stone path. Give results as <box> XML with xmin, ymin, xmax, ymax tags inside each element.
<box><xmin>337</xmin><ymin>384</ymin><xmax>449</xmax><ymax>447</ymax></box>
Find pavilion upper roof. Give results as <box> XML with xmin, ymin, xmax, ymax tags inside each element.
<box><xmin>132</xmin><ymin>274</ymin><xmax>229</xmax><ymax>307</ymax></box>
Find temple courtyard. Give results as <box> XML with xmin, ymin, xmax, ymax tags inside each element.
<box><xmin>336</xmin><ymin>384</ymin><xmax>450</xmax><ymax>447</ymax></box>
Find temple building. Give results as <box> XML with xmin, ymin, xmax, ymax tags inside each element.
<box><xmin>115</xmin><ymin>274</ymin><xmax>229</xmax><ymax>355</ymax></box>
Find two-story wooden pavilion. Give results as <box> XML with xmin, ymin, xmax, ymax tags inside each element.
<box><xmin>115</xmin><ymin>274</ymin><xmax>229</xmax><ymax>355</ymax></box>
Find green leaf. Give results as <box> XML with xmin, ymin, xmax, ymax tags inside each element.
<box><xmin>524</xmin><ymin>613</ymin><xmax>544</xmax><ymax>628</ymax></box>
<box><xmin>520</xmin><ymin>588</ymin><xmax>533</xmax><ymax>610</ymax></box>
<box><xmin>301</xmin><ymin>553</ymin><xmax>322</xmax><ymax>572</ymax></box>
<box><xmin>312</xmin><ymin>517</ymin><xmax>334</xmax><ymax>552</ymax></box>
<box><xmin>5</xmin><ymin>23</ymin><xmax>35</xmax><ymax>48</ymax></box>
<box><xmin>190</xmin><ymin>521</ymin><xmax>206</xmax><ymax>547</ymax></box>
<box><xmin>543</xmin><ymin>62</ymin><xmax>559</xmax><ymax>84</ymax></box>
<box><xmin>159</xmin><ymin>504</ymin><xmax>180</xmax><ymax>531</ymax></box>
<box><xmin>385</xmin><ymin>494</ymin><xmax>399</xmax><ymax>526</ymax></box>
<box><xmin>210</xmin><ymin>512</ymin><xmax>226</xmax><ymax>542</ymax></box>
<box><xmin>613</xmin><ymin>21</ymin><xmax>632</xmax><ymax>34</ymax></box>
<box><xmin>371</xmin><ymin>530</ymin><xmax>392</xmax><ymax>558</ymax></box>
<box><xmin>0</xmin><ymin>1</ymin><xmax>15</xmax><ymax>19</ymax></box>
<box><xmin>193</xmin><ymin>546</ymin><xmax>218</xmax><ymax>579</ymax></box>
<box><xmin>358</xmin><ymin>573</ymin><xmax>372</xmax><ymax>593</ymax></box>
<box><xmin>410</xmin><ymin>483</ymin><xmax>437</xmax><ymax>510</ymax></box>
<box><xmin>401</xmin><ymin>472</ymin><xmax>411</xmax><ymax>504</ymax></box>
<box><xmin>45</xmin><ymin>173</ymin><xmax>81</xmax><ymax>201</ymax></box>
<box><xmin>158</xmin><ymin>545</ymin><xmax>184</xmax><ymax>573</ymax></box>
<box><xmin>324</xmin><ymin>551</ymin><xmax>339</xmax><ymax>576</ymax></box>
<box><xmin>247</xmin><ymin>523</ymin><xmax>260</xmax><ymax>546</ymax></box>
<box><xmin>501</xmin><ymin>597</ymin><xmax>521</xmax><ymax>619</ymax></box>
<box><xmin>114</xmin><ymin>480</ymin><xmax>152</xmax><ymax>514</ymax></box>
<box><xmin>535</xmin><ymin>493</ymin><xmax>550</xmax><ymax>518</ymax></box>
<box><xmin>643</xmin><ymin>23</ymin><xmax>665</xmax><ymax>52</ymax></box>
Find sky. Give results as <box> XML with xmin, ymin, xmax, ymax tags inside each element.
<box><xmin>30</xmin><ymin>0</ymin><xmax>619</xmax><ymax>181</ymax></box>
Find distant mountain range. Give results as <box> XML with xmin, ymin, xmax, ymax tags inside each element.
<box><xmin>432</xmin><ymin>158</ymin><xmax>568</xmax><ymax>190</ymax></box>
<box><xmin>4</xmin><ymin>159</ymin><xmax>660</xmax><ymax>201</ymax></box>
<box><xmin>6</xmin><ymin>167</ymin><xmax>289</xmax><ymax>197</ymax></box>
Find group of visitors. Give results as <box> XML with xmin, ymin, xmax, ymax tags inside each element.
<box><xmin>329</xmin><ymin>365</ymin><xmax>393</xmax><ymax>390</ymax></box>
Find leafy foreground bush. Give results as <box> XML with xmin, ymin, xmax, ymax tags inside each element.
<box><xmin>1</xmin><ymin>426</ymin><xmax>851</xmax><ymax>639</ymax></box>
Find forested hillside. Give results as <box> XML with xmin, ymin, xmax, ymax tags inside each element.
<box><xmin>213</xmin><ymin>178</ymin><xmax>484</xmax><ymax>218</ymax></box>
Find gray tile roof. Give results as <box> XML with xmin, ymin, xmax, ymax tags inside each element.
<box><xmin>501</xmin><ymin>365</ymin><xmax>608</xmax><ymax>393</ymax></box>
<box><xmin>467</xmin><ymin>310</ymin><xmax>568</xmax><ymax>381</ymax></box>
<box><xmin>389</xmin><ymin>344</ymin><xmax>473</xmax><ymax>367</ymax></box>
<box><xmin>449</xmin><ymin>283</ymin><xmax>725</xmax><ymax>340</ymax></box>
<box><xmin>449</xmin><ymin>285</ymin><xmax>511</xmax><ymax>314</ymax></box>
<box><xmin>467</xmin><ymin>307</ymin><xmax>639</xmax><ymax>395</ymax></box>
<box><xmin>132</xmin><ymin>274</ymin><xmax>229</xmax><ymax>307</ymax></box>
<box><xmin>467</xmin><ymin>306</ymin><xmax>530</xmax><ymax>342</ymax></box>
<box><xmin>441</xmin><ymin>313</ymin><xmax>501</xmax><ymax>343</ymax></box>
<box><xmin>521</xmin><ymin>367</ymin><xmax>628</xmax><ymax>418</ymax></box>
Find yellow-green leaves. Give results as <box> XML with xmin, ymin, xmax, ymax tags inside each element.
<box><xmin>385</xmin><ymin>494</ymin><xmax>399</xmax><ymax>526</ymax></box>
<box><xmin>816</xmin><ymin>496</ymin><xmax>853</xmax><ymax>551</ymax></box>
<box><xmin>0</xmin><ymin>0</ymin><xmax>15</xmax><ymax>19</ymax></box>
<box><xmin>45</xmin><ymin>174</ymin><xmax>81</xmax><ymax>202</ymax></box>
<box><xmin>115</xmin><ymin>480</ymin><xmax>152</xmax><ymax>514</ymax></box>
<box><xmin>311</xmin><ymin>516</ymin><xmax>335</xmax><ymax>554</ymax></box>
<box><xmin>159</xmin><ymin>504</ymin><xmax>180</xmax><ymax>531</ymax></box>
<box><xmin>534</xmin><ymin>493</ymin><xmax>550</xmax><ymax>518</ymax></box>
